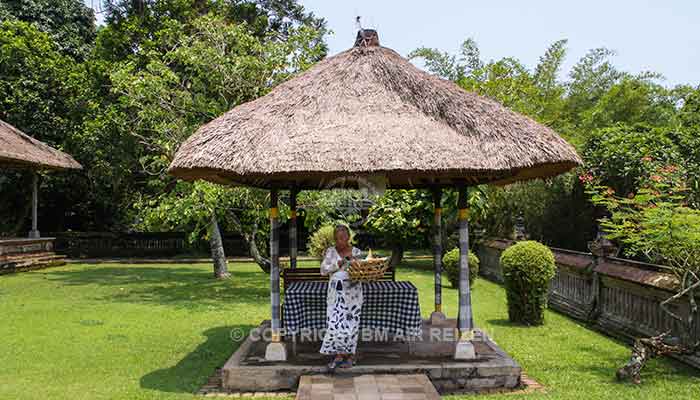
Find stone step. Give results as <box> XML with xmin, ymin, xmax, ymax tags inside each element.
<box><xmin>14</xmin><ymin>256</ymin><xmax>66</xmax><ymax>268</ymax></box>
<box><xmin>296</xmin><ymin>374</ymin><xmax>440</xmax><ymax>400</ymax></box>
<box><xmin>7</xmin><ymin>253</ymin><xmax>65</xmax><ymax>264</ymax></box>
<box><xmin>0</xmin><ymin>251</ymin><xmax>59</xmax><ymax>262</ymax></box>
<box><xmin>0</xmin><ymin>252</ymin><xmax>66</xmax><ymax>274</ymax></box>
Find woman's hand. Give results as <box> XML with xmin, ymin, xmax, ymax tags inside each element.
<box><xmin>338</xmin><ymin>260</ymin><xmax>349</xmax><ymax>271</ymax></box>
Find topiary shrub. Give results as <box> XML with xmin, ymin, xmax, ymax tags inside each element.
<box><xmin>500</xmin><ymin>240</ymin><xmax>556</xmax><ymax>325</ymax></box>
<box><xmin>307</xmin><ymin>225</ymin><xmax>354</xmax><ymax>259</ymax></box>
<box><xmin>442</xmin><ymin>248</ymin><xmax>479</xmax><ymax>288</ymax></box>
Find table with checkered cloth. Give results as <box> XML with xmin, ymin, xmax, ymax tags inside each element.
<box><xmin>283</xmin><ymin>281</ymin><xmax>422</xmax><ymax>337</ymax></box>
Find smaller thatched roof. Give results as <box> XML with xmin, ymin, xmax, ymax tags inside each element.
<box><xmin>0</xmin><ymin>119</ymin><xmax>82</xmax><ymax>170</ymax></box>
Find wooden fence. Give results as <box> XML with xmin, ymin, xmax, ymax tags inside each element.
<box><xmin>51</xmin><ymin>232</ymin><xmax>190</xmax><ymax>258</ymax></box>
<box><xmin>50</xmin><ymin>229</ymin><xmax>308</xmax><ymax>258</ymax></box>
<box><xmin>477</xmin><ymin>239</ymin><xmax>700</xmax><ymax>369</ymax></box>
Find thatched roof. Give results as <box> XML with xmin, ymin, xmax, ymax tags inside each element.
<box><xmin>0</xmin><ymin>119</ymin><xmax>82</xmax><ymax>170</ymax></box>
<box><xmin>169</xmin><ymin>30</ymin><xmax>581</xmax><ymax>189</ymax></box>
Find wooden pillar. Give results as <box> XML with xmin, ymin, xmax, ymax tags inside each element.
<box><xmin>430</xmin><ymin>188</ymin><xmax>446</xmax><ymax>324</ymax></box>
<box><xmin>29</xmin><ymin>171</ymin><xmax>40</xmax><ymax>239</ymax></box>
<box><xmin>455</xmin><ymin>185</ymin><xmax>476</xmax><ymax>359</ymax></box>
<box><xmin>289</xmin><ymin>189</ymin><xmax>298</xmax><ymax>270</ymax></box>
<box><xmin>265</xmin><ymin>188</ymin><xmax>287</xmax><ymax>360</ymax></box>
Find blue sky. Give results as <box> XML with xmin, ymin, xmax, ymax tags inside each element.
<box><xmin>85</xmin><ymin>1</ymin><xmax>699</xmax><ymax>86</ymax></box>
<box><xmin>299</xmin><ymin>0</ymin><xmax>699</xmax><ymax>87</ymax></box>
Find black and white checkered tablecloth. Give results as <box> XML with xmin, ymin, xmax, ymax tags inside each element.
<box><xmin>283</xmin><ymin>281</ymin><xmax>422</xmax><ymax>337</ymax></box>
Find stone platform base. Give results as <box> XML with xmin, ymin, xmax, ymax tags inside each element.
<box><xmin>221</xmin><ymin>320</ymin><xmax>521</xmax><ymax>394</ymax></box>
<box><xmin>0</xmin><ymin>238</ymin><xmax>66</xmax><ymax>275</ymax></box>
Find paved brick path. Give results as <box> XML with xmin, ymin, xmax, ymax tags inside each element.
<box><xmin>296</xmin><ymin>374</ymin><xmax>440</xmax><ymax>400</ymax></box>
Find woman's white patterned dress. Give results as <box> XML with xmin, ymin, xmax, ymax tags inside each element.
<box><xmin>319</xmin><ymin>246</ymin><xmax>363</xmax><ymax>355</ymax></box>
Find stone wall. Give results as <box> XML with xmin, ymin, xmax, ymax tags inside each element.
<box><xmin>476</xmin><ymin>239</ymin><xmax>700</xmax><ymax>369</ymax></box>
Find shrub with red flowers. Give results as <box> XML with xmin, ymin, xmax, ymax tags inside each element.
<box><xmin>584</xmin><ymin>159</ymin><xmax>700</xmax><ymax>383</ymax></box>
<box><xmin>586</xmin><ymin>158</ymin><xmax>696</xmax><ymax>268</ymax></box>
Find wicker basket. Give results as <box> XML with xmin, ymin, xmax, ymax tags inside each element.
<box><xmin>347</xmin><ymin>257</ymin><xmax>390</xmax><ymax>282</ymax></box>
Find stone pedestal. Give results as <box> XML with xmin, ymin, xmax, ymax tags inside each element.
<box><xmin>264</xmin><ymin>342</ymin><xmax>287</xmax><ymax>361</ymax></box>
<box><xmin>429</xmin><ymin>311</ymin><xmax>446</xmax><ymax>325</ymax></box>
<box><xmin>454</xmin><ymin>340</ymin><xmax>476</xmax><ymax>360</ymax></box>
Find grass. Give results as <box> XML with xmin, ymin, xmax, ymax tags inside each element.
<box><xmin>0</xmin><ymin>259</ymin><xmax>698</xmax><ymax>399</ymax></box>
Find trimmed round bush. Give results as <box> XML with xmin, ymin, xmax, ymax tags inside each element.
<box><xmin>442</xmin><ymin>248</ymin><xmax>479</xmax><ymax>288</ymax></box>
<box><xmin>500</xmin><ymin>240</ymin><xmax>556</xmax><ymax>325</ymax></box>
<box><xmin>307</xmin><ymin>225</ymin><xmax>354</xmax><ymax>259</ymax></box>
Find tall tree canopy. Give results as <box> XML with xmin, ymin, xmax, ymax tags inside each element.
<box><xmin>408</xmin><ymin>37</ymin><xmax>693</xmax><ymax>250</ymax></box>
<box><xmin>0</xmin><ymin>0</ymin><xmax>95</xmax><ymax>59</ymax></box>
<box><xmin>1</xmin><ymin>1</ymin><xmax>698</xmax><ymax>258</ymax></box>
<box><xmin>0</xmin><ymin>0</ymin><xmax>327</xmax><ymax>241</ymax></box>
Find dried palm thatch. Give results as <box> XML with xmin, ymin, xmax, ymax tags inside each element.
<box><xmin>0</xmin><ymin>119</ymin><xmax>82</xmax><ymax>170</ymax></box>
<box><xmin>169</xmin><ymin>30</ymin><xmax>581</xmax><ymax>189</ymax></box>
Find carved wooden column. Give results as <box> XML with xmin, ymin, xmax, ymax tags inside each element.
<box><xmin>289</xmin><ymin>189</ymin><xmax>298</xmax><ymax>270</ymax></box>
<box><xmin>455</xmin><ymin>186</ymin><xmax>475</xmax><ymax>359</ymax></box>
<box><xmin>265</xmin><ymin>189</ymin><xmax>286</xmax><ymax>360</ymax></box>
<box><xmin>29</xmin><ymin>171</ymin><xmax>40</xmax><ymax>239</ymax></box>
<box><xmin>430</xmin><ymin>188</ymin><xmax>446</xmax><ymax>324</ymax></box>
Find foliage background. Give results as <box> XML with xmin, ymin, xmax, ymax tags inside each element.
<box><xmin>1</xmin><ymin>1</ymin><xmax>699</xmax><ymax>260</ymax></box>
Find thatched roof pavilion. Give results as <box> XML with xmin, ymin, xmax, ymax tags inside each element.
<box><xmin>169</xmin><ymin>31</ymin><xmax>580</xmax><ymax>189</ymax></box>
<box><xmin>0</xmin><ymin>118</ymin><xmax>82</xmax><ymax>238</ymax></box>
<box><xmin>0</xmin><ymin>119</ymin><xmax>82</xmax><ymax>170</ymax></box>
<box><xmin>168</xmin><ymin>30</ymin><xmax>581</xmax><ymax>362</ymax></box>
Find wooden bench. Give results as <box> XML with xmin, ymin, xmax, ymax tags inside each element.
<box><xmin>282</xmin><ymin>266</ymin><xmax>395</xmax><ymax>290</ymax></box>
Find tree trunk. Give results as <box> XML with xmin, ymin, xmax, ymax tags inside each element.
<box><xmin>617</xmin><ymin>278</ymin><xmax>700</xmax><ymax>384</ymax></box>
<box><xmin>245</xmin><ymin>221</ymin><xmax>271</xmax><ymax>273</ymax></box>
<box><xmin>616</xmin><ymin>332</ymin><xmax>684</xmax><ymax>384</ymax></box>
<box><xmin>209</xmin><ymin>214</ymin><xmax>230</xmax><ymax>279</ymax></box>
<box><xmin>228</xmin><ymin>210</ymin><xmax>271</xmax><ymax>273</ymax></box>
<box><xmin>389</xmin><ymin>242</ymin><xmax>404</xmax><ymax>269</ymax></box>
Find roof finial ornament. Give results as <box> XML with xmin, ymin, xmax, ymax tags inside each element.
<box><xmin>353</xmin><ymin>16</ymin><xmax>379</xmax><ymax>47</ymax></box>
<box><xmin>356</xmin><ymin>16</ymin><xmax>367</xmax><ymax>45</ymax></box>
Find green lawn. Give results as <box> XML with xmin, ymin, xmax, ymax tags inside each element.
<box><xmin>0</xmin><ymin>260</ymin><xmax>698</xmax><ymax>399</ymax></box>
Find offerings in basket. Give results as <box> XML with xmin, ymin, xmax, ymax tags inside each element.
<box><xmin>347</xmin><ymin>257</ymin><xmax>389</xmax><ymax>282</ymax></box>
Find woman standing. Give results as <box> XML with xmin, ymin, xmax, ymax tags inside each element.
<box><xmin>320</xmin><ymin>224</ymin><xmax>363</xmax><ymax>369</ymax></box>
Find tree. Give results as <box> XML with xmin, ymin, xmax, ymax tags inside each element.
<box><xmin>586</xmin><ymin>161</ymin><xmax>700</xmax><ymax>383</ymax></box>
<box><xmin>0</xmin><ymin>19</ymin><xmax>91</xmax><ymax>233</ymax></box>
<box><xmin>410</xmin><ymin>37</ymin><xmax>576</xmax><ymax>139</ymax></box>
<box><xmin>0</xmin><ymin>0</ymin><xmax>96</xmax><ymax>60</ymax></box>
<box><xmin>582</xmin><ymin>124</ymin><xmax>685</xmax><ymax>197</ymax></box>
<box><xmin>581</xmin><ymin>76</ymin><xmax>678</xmax><ymax>131</ymax></box>
<box><xmin>298</xmin><ymin>190</ymin><xmax>369</xmax><ymax>233</ymax></box>
<box><xmin>365</xmin><ymin>190</ymin><xmax>432</xmax><ymax>267</ymax></box>
<box><xmin>97</xmin><ymin>0</ymin><xmax>326</xmax><ymax>63</ymax></box>
<box><xmin>532</xmin><ymin>39</ymin><xmax>568</xmax><ymax>129</ymax></box>
<box><xmin>481</xmin><ymin>175</ymin><xmax>596</xmax><ymax>251</ymax></box>
<box><xmin>408</xmin><ymin>36</ymin><xmax>695</xmax><ymax>254</ymax></box>
<box><xmin>408</xmin><ymin>38</ymin><xmax>590</xmax><ymax>249</ymax></box>
<box><xmin>364</xmin><ymin>188</ymin><xmax>489</xmax><ymax>266</ymax></box>
<box><xmin>566</xmin><ymin>48</ymin><xmax>624</xmax><ymax>122</ymax></box>
<box><xmin>679</xmin><ymin>86</ymin><xmax>700</xmax><ymax>129</ymax></box>
<box><xmin>0</xmin><ymin>20</ymin><xmax>82</xmax><ymax>149</ymax></box>
<box><xmin>109</xmin><ymin>8</ymin><xmax>325</xmax><ymax>275</ymax></box>
<box><xmin>677</xmin><ymin>86</ymin><xmax>700</xmax><ymax>206</ymax></box>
